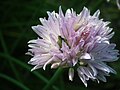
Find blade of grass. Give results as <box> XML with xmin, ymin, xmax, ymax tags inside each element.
<box><xmin>42</xmin><ymin>68</ymin><xmax>63</xmax><ymax>90</ymax></box>
<box><xmin>0</xmin><ymin>31</ymin><xmax>22</xmax><ymax>82</ymax></box>
<box><xmin>0</xmin><ymin>73</ymin><xmax>30</xmax><ymax>90</ymax></box>
<box><xmin>0</xmin><ymin>53</ymin><xmax>59</xmax><ymax>90</ymax></box>
<box><xmin>0</xmin><ymin>32</ymin><xmax>47</xmax><ymax>82</ymax></box>
<box><xmin>0</xmin><ymin>31</ymin><xmax>8</xmax><ymax>53</ymax></box>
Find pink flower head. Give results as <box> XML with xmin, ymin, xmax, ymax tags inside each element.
<box><xmin>27</xmin><ymin>7</ymin><xmax>119</xmax><ymax>87</ymax></box>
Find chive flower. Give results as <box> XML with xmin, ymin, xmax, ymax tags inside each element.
<box><xmin>27</xmin><ymin>7</ymin><xmax>119</xmax><ymax>87</ymax></box>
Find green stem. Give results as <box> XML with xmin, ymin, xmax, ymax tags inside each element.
<box><xmin>0</xmin><ymin>31</ymin><xmax>22</xmax><ymax>82</ymax></box>
<box><xmin>0</xmin><ymin>53</ymin><xmax>58</xmax><ymax>90</ymax></box>
<box><xmin>42</xmin><ymin>68</ymin><xmax>63</xmax><ymax>90</ymax></box>
<box><xmin>0</xmin><ymin>73</ymin><xmax>30</xmax><ymax>90</ymax></box>
<box><xmin>0</xmin><ymin>31</ymin><xmax>8</xmax><ymax>53</ymax></box>
<box><xmin>60</xmin><ymin>75</ymin><xmax>64</xmax><ymax>90</ymax></box>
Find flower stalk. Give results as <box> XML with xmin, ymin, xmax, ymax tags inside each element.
<box><xmin>43</xmin><ymin>68</ymin><xmax>63</xmax><ymax>90</ymax></box>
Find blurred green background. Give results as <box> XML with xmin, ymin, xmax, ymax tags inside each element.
<box><xmin>0</xmin><ymin>0</ymin><xmax>120</xmax><ymax>90</ymax></box>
